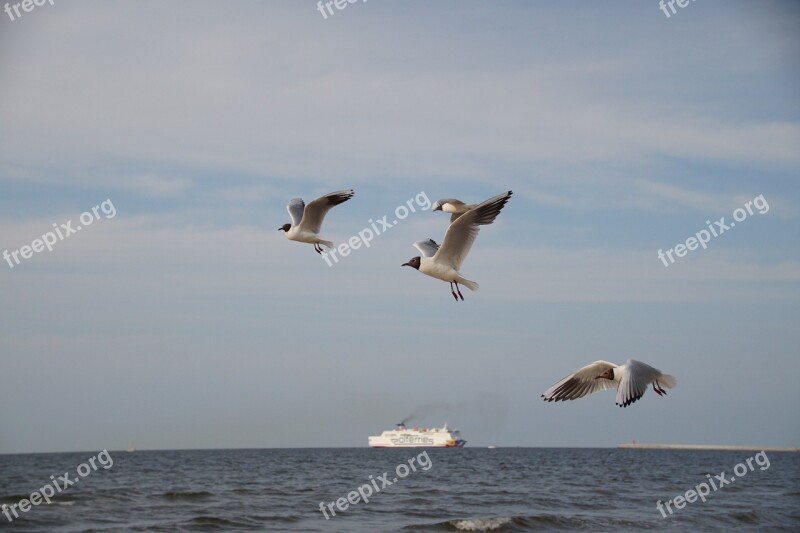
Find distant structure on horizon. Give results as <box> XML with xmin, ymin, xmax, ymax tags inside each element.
<box><xmin>618</xmin><ymin>443</ymin><xmax>799</xmax><ymax>452</ymax></box>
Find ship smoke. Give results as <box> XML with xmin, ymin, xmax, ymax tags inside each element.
<box><xmin>400</xmin><ymin>402</ymin><xmax>454</xmax><ymax>426</ymax></box>
<box><xmin>398</xmin><ymin>394</ymin><xmax>509</xmax><ymax>431</ymax></box>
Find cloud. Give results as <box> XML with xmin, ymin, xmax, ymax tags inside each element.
<box><xmin>1</xmin><ymin>2</ymin><xmax>797</xmax><ymax>199</ymax></box>
<box><xmin>113</xmin><ymin>173</ymin><xmax>193</xmax><ymax>198</ymax></box>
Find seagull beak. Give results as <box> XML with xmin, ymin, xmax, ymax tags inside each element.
<box><xmin>401</xmin><ymin>262</ymin><xmax>411</xmax><ymax>267</ymax></box>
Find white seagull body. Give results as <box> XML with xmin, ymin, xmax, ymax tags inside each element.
<box><xmin>403</xmin><ymin>191</ymin><xmax>512</xmax><ymax>301</ymax></box>
<box><xmin>432</xmin><ymin>198</ymin><xmax>478</xmax><ymax>223</ymax></box>
<box><xmin>279</xmin><ymin>189</ymin><xmax>354</xmax><ymax>254</ymax></box>
<box><xmin>542</xmin><ymin>359</ymin><xmax>676</xmax><ymax>407</ymax></box>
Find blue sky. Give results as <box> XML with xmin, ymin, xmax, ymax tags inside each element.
<box><xmin>1</xmin><ymin>1</ymin><xmax>798</xmax><ymax>453</ymax></box>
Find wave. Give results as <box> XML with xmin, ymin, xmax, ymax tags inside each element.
<box><xmin>405</xmin><ymin>516</ymin><xmax>532</xmax><ymax>531</ymax></box>
<box><xmin>0</xmin><ymin>495</ymin><xmax>77</xmax><ymax>506</ymax></box>
<box><xmin>162</xmin><ymin>490</ymin><xmax>213</xmax><ymax>501</ymax></box>
<box><xmin>410</xmin><ymin>514</ymin><xmax>649</xmax><ymax>531</ymax></box>
<box><xmin>0</xmin><ymin>494</ymin><xmax>33</xmax><ymax>504</ymax></box>
<box><xmin>181</xmin><ymin>516</ymin><xmax>253</xmax><ymax>528</ymax></box>
<box><xmin>731</xmin><ymin>510</ymin><xmax>759</xmax><ymax>524</ymax></box>
<box><xmin>449</xmin><ymin>517</ymin><xmax>514</xmax><ymax>531</ymax></box>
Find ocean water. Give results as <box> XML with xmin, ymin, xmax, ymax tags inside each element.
<box><xmin>1</xmin><ymin>448</ymin><xmax>798</xmax><ymax>532</ymax></box>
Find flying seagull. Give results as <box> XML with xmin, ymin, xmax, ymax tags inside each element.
<box><xmin>432</xmin><ymin>198</ymin><xmax>478</xmax><ymax>223</ymax></box>
<box><xmin>402</xmin><ymin>191</ymin><xmax>512</xmax><ymax>301</ymax></box>
<box><xmin>541</xmin><ymin>359</ymin><xmax>676</xmax><ymax>408</ymax></box>
<box><xmin>279</xmin><ymin>189</ymin><xmax>354</xmax><ymax>254</ymax></box>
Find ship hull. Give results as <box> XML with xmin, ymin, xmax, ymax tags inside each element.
<box><xmin>370</xmin><ymin>441</ymin><xmax>466</xmax><ymax>448</ymax></box>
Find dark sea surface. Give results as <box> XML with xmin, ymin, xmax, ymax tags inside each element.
<box><xmin>1</xmin><ymin>448</ymin><xmax>799</xmax><ymax>532</ymax></box>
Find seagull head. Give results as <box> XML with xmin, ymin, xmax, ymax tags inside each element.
<box><xmin>595</xmin><ymin>368</ymin><xmax>615</xmax><ymax>381</ymax></box>
<box><xmin>432</xmin><ymin>199</ymin><xmax>465</xmax><ymax>213</ymax></box>
<box><xmin>402</xmin><ymin>257</ymin><xmax>421</xmax><ymax>269</ymax></box>
<box><xmin>278</xmin><ymin>223</ymin><xmax>291</xmax><ymax>232</ymax></box>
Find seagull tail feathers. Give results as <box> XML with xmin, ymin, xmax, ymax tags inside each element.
<box><xmin>659</xmin><ymin>374</ymin><xmax>677</xmax><ymax>388</ymax></box>
<box><xmin>459</xmin><ymin>279</ymin><xmax>479</xmax><ymax>291</ymax></box>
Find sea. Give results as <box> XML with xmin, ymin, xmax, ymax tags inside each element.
<box><xmin>1</xmin><ymin>447</ymin><xmax>798</xmax><ymax>532</ymax></box>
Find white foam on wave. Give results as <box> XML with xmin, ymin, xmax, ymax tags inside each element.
<box><xmin>450</xmin><ymin>517</ymin><xmax>513</xmax><ymax>531</ymax></box>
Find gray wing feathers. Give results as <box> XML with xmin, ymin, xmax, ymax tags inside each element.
<box><xmin>542</xmin><ymin>360</ymin><xmax>616</xmax><ymax>402</ymax></box>
<box><xmin>434</xmin><ymin>191</ymin><xmax>512</xmax><ymax>270</ymax></box>
<box><xmin>413</xmin><ymin>239</ymin><xmax>440</xmax><ymax>258</ymax></box>
<box><xmin>287</xmin><ymin>198</ymin><xmax>305</xmax><ymax>227</ymax></box>
<box><xmin>616</xmin><ymin>359</ymin><xmax>660</xmax><ymax>407</ymax></box>
<box><xmin>297</xmin><ymin>189</ymin><xmax>354</xmax><ymax>233</ymax></box>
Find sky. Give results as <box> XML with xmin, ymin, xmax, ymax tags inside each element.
<box><xmin>0</xmin><ymin>1</ymin><xmax>798</xmax><ymax>454</ymax></box>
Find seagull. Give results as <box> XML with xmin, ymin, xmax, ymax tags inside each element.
<box><xmin>402</xmin><ymin>191</ymin><xmax>512</xmax><ymax>301</ymax></box>
<box><xmin>432</xmin><ymin>198</ymin><xmax>478</xmax><ymax>223</ymax></box>
<box><xmin>542</xmin><ymin>359</ymin><xmax>676</xmax><ymax>407</ymax></box>
<box><xmin>279</xmin><ymin>189</ymin><xmax>354</xmax><ymax>254</ymax></box>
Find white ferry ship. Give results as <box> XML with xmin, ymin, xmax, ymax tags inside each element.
<box><xmin>368</xmin><ymin>422</ymin><xmax>466</xmax><ymax>448</ymax></box>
